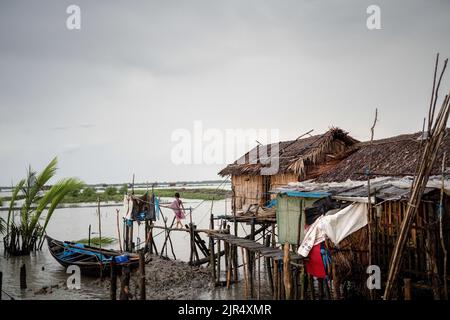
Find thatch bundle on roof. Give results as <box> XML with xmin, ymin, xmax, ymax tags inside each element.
<box><xmin>219</xmin><ymin>127</ymin><xmax>358</xmax><ymax>210</ymax></box>
<box><xmin>316</xmin><ymin>130</ymin><xmax>450</xmax><ymax>183</ymax></box>
<box><xmin>219</xmin><ymin>127</ymin><xmax>358</xmax><ymax>177</ymax></box>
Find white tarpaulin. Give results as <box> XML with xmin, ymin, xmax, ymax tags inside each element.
<box><xmin>122</xmin><ymin>195</ymin><xmax>133</xmax><ymax>220</ymax></box>
<box><xmin>318</xmin><ymin>202</ymin><xmax>368</xmax><ymax>244</ymax></box>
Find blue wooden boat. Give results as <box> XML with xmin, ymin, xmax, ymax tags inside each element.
<box><xmin>46</xmin><ymin>236</ymin><xmax>139</xmax><ymax>276</ymax></box>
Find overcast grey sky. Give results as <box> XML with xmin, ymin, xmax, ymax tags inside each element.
<box><xmin>1</xmin><ymin>0</ymin><xmax>450</xmax><ymax>185</ymax></box>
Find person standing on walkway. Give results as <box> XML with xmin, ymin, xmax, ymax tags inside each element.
<box><xmin>170</xmin><ymin>192</ymin><xmax>186</xmax><ymax>228</ymax></box>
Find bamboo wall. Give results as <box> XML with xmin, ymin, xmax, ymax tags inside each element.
<box><xmin>370</xmin><ymin>199</ymin><xmax>449</xmax><ymax>294</ymax></box>
<box><xmin>232</xmin><ymin>175</ymin><xmax>265</xmax><ymax>209</ymax></box>
<box><xmin>329</xmin><ymin>196</ymin><xmax>450</xmax><ymax>299</ymax></box>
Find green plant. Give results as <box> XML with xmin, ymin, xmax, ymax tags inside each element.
<box><xmin>5</xmin><ymin>157</ymin><xmax>83</xmax><ymax>255</ymax></box>
<box><xmin>68</xmin><ymin>186</ymin><xmax>82</xmax><ymax>198</ymax></box>
<box><xmin>0</xmin><ymin>217</ymin><xmax>5</xmax><ymax>235</ymax></box>
<box><xmin>82</xmin><ymin>187</ymin><xmax>96</xmax><ymax>198</ymax></box>
<box><xmin>105</xmin><ymin>186</ymin><xmax>117</xmax><ymax>196</ymax></box>
<box><xmin>119</xmin><ymin>183</ymin><xmax>128</xmax><ymax>195</ymax></box>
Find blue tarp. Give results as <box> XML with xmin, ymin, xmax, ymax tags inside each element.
<box><xmin>281</xmin><ymin>191</ymin><xmax>331</xmax><ymax>198</ymax></box>
<box><xmin>58</xmin><ymin>243</ymin><xmax>112</xmax><ymax>262</ymax></box>
<box><xmin>266</xmin><ymin>199</ymin><xmax>277</xmax><ymax>208</ymax></box>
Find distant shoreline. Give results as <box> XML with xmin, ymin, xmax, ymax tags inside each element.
<box><xmin>0</xmin><ymin>187</ymin><xmax>231</xmax><ymax>211</ymax></box>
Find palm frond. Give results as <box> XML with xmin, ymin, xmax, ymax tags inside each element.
<box><xmin>28</xmin><ymin>157</ymin><xmax>58</xmax><ymax>208</ymax></box>
<box><xmin>22</xmin><ymin>158</ymin><xmax>58</xmax><ymax>231</ymax></box>
<box><xmin>39</xmin><ymin>178</ymin><xmax>84</xmax><ymax>233</ymax></box>
<box><xmin>7</xmin><ymin>179</ymin><xmax>25</xmax><ymax>235</ymax></box>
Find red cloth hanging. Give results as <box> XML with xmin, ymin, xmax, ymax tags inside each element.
<box><xmin>305</xmin><ymin>243</ymin><xmax>326</xmax><ymax>278</ymax></box>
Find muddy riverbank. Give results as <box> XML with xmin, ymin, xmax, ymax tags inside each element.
<box><xmin>91</xmin><ymin>255</ymin><xmax>212</xmax><ymax>300</ymax></box>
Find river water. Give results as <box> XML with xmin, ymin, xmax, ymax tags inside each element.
<box><xmin>0</xmin><ymin>198</ymin><xmax>271</xmax><ymax>300</ymax></box>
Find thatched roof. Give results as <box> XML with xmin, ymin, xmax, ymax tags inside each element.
<box><xmin>218</xmin><ymin>127</ymin><xmax>358</xmax><ymax>177</ymax></box>
<box><xmin>315</xmin><ymin>129</ymin><xmax>450</xmax><ymax>183</ymax></box>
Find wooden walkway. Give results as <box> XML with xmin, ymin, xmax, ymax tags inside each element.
<box><xmin>209</xmin><ymin>232</ymin><xmax>303</xmax><ymax>262</ymax></box>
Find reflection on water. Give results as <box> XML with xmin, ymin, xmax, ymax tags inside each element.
<box><xmin>0</xmin><ymin>199</ymin><xmax>272</xmax><ymax>300</ymax></box>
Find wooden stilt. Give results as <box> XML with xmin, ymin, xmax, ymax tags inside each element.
<box><xmin>257</xmin><ymin>252</ymin><xmax>261</xmax><ymax>300</ymax></box>
<box><xmin>209</xmin><ymin>214</ymin><xmax>216</xmax><ymax>283</ymax></box>
<box><xmin>110</xmin><ymin>260</ymin><xmax>117</xmax><ymax>300</ymax></box>
<box><xmin>217</xmin><ymin>238</ymin><xmax>222</xmax><ymax>285</ymax></box>
<box><xmin>241</xmin><ymin>247</ymin><xmax>249</xmax><ymax>298</ymax></box>
<box><xmin>232</xmin><ymin>245</ymin><xmax>239</xmax><ymax>285</ymax></box>
<box><xmin>273</xmin><ymin>259</ymin><xmax>278</xmax><ymax>300</ymax></box>
<box><xmin>265</xmin><ymin>235</ymin><xmax>274</xmax><ymax>294</ymax></box>
<box><xmin>309</xmin><ymin>275</ymin><xmax>315</xmax><ymax>300</ymax></box>
<box><xmin>283</xmin><ymin>243</ymin><xmax>292</xmax><ymax>300</ymax></box>
<box><xmin>224</xmin><ymin>240</ymin><xmax>229</xmax><ymax>286</ymax></box>
<box><xmin>139</xmin><ymin>251</ymin><xmax>146</xmax><ymax>300</ymax></box>
<box><xmin>279</xmin><ymin>262</ymin><xmax>285</xmax><ymax>300</ymax></box>
<box><xmin>20</xmin><ymin>264</ymin><xmax>26</xmax><ymax>289</ymax></box>
<box><xmin>318</xmin><ymin>278</ymin><xmax>324</xmax><ymax>300</ymax></box>
<box><xmin>332</xmin><ymin>262</ymin><xmax>340</xmax><ymax>300</ymax></box>
<box><xmin>247</xmin><ymin>248</ymin><xmax>254</xmax><ymax>298</ymax></box>
<box><xmin>226</xmin><ymin>244</ymin><xmax>232</xmax><ymax>289</ymax></box>
<box><xmin>403</xmin><ymin>278</ymin><xmax>412</xmax><ymax>300</ymax></box>
<box><xmin>119</xmin><ymin>267</ymin><xmax>131</xmax><ymax>300</ymax></box>
<box><xmin>300</xmin><ymin>267</ymin><xmax>306</xmax><ymax>300</ymax></box>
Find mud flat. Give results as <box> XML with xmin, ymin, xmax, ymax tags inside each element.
<box><xmin>93</xmin><ymin>255</ymin><xmax>213</xmax><ymax>300</ymax></box>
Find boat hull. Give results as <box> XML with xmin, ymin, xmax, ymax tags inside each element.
<box><xmin>46</xmin><ymin>236</ymin><xmax>139</xmax><ymax>277</ymax></box>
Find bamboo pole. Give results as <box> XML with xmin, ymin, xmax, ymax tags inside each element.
<box><xmin>367</xmin><ymin>108</ymin><xmax>378</xmax><ymax>300</ymax></box>
<box><xmin>384</xmin><ymin>55</ymin><xmax>450</xmax><ymax>299</ymax></box>
<box><xmin>97</xmin><ymin>197</ymin><xmax>102</xmax><ymax>252</ymax></box>
<box><xmin>116</xmin><ymin>209</ymin><xmax>123</xmax><ymax>252</ymax></box>
<box><xmin>439</xmin><ymin>152</ymin><xmax>448</xmax><ymax>300</ymax></box>
<box><xmin>88</xmin><ymin>224</ymin><xmax>91</xmax><ymax>247</ymax></box>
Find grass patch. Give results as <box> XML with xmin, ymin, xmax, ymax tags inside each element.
<box><xmin>133</xmin><ymin>188</ymin><xmax>231</xmax><ymax>201</ymax></box>
<box><xmin>75</xmin><ymin>237</ymin><xmax>117</xmax><ymax>246</ymax></box>
<box><xmin>60</xmin><ymin>188</ymin><xmax>231</xmax><ymax>204</ymax></box>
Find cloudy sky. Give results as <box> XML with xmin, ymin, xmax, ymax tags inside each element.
<box><xmin>1</xmin><ymin>0</ymin><xmax>450</xmax><ymax>185</ymax></box>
